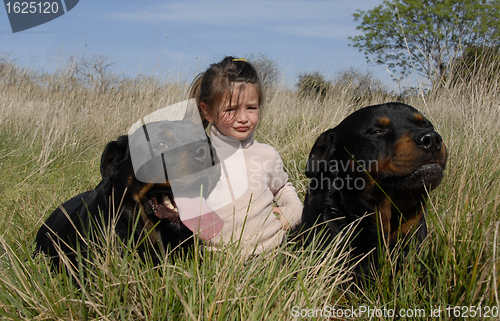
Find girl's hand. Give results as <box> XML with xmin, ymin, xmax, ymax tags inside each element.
<box><xmin>273</xmin><ymin>207</ymin><xmax>291</xmax><ymax>230</ymax></box>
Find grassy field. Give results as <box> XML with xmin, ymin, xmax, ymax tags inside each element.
<box><xmin>0</xmin><ymin>60</ymin><xmax>499</xmax><ymax>320</ymax></box>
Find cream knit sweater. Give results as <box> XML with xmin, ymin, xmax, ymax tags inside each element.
<box><xmin>205</xmin><ymin>125</ymin><xmax>303</xmax><ymax>256</ymax></box>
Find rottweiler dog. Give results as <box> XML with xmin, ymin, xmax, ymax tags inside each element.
<box><xmin>301</xmin><ymin>102</ymin><xmax>447</xmax><ymax>274</ymax></box>
<box><xmin>35</xmin><ymin>120</ymin><xmax>220</xmax><ymax>268</ymax></box>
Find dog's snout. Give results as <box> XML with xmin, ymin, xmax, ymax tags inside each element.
<box><xmin>415</xmin><ymin>131</ymin><xmax>442</xmax><ymax>152</ymax></box>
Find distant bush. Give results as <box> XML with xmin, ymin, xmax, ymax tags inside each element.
<box><xmin>296</xmin><ymin>71</ymin><xmax>333</xmax><ymax>99</ymax></box>
<box><xmin>0</xmin><ymin>54</ymin><xmax>34</xmax><ymax>87</ymax></box>
<box><xmin>0</xmin><ymin>53</ymin><xmax>125</xmax><ymax>94</ymax></box>
<box><xmin>68</xmin><ymin>54</ymin><xmax>121</xmax><ymax>92</ymax></box>
<box><xmin>246</xmin><ymin>53</ymin><xmax>280</xmax><ymax>92</ymax></box>
<box><xmin>334</xmin><ymin>68</ymin><xmax>386</xmax><ymax>96</ymax></box>
<box><xmin>333</xmin><ymin>68</ymin><xmax>389</xmax><ymax>104</ymax></box>
<box><xmin>296</xmin><ymin>68</ymin><xmax>389</xmax><ymax>103</ymax></box>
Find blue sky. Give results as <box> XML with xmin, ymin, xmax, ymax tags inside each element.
<box><xmin>1</xmin><ymin>0</ymin><xmax>403</xmax><ymax>89</ymax></box>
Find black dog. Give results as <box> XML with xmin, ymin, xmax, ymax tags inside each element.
<box><xmin>35</xmin><ymin>120</ymin><xmax>219</xmax><ymax>268</ymax></box>
<box><xmin>301</xmin><ymin>103</ymin><xmax>447</xmax><ymax>274</ymax></box>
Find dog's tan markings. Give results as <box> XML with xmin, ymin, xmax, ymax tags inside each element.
<box><xmin>126</xmin><ymin>174</ymin><xmax>134</xmax><ymax>187</ymax></box>
<box><xmin>413</xmin><ymin>113</ymin><xmax>425</xmax><ymax>123</ymax></box>
<box><xmin>134</xmin><ymin>199</ymin><xmax>159</xmax><ymax>243</ymax></box>
<box><xmin>389</xmin><ymin>206</ymin><xmax>424</xmax><ymax>244</ymax></box>
<box><xmin>132</xmin><ymin>183</ymin><xmax>160</xmax><ymax>249</ymax></box>
<box><xmin>376</xmin><ymin>156</ymin><xmax>398</xmax><ymax>177</ymax></box>
<box><xmin>136</xmin><ymin>183</ymin><xmax>155</xmax><ymax>201</ymax></box>
<box><xmin>392</xmin><ymin>134</ymin><xmax>418</xmax><ymax>163</ymax></box>
<box><xmin>377</xmin><ymin>196</ymin><xmax>424</xmax><ymax>244</ymax></box>
<box><xmin>378</xmin><ymin>134</ymin><xmax>419</xmax><ymax>176</ymax></box>
<box><xmin>376</xmin><ymin>197</ymin><xmax>393</xmax><ymax>237</ymax></box>
<box><xmin>161</xmin><ymin>132</ymin><xmax>173</xmax><ymax>144</ymax></box>
<box><xmin>177</xmin><ymin>150</ymin><xmax>192</xmax><ymax>173</ymax></box>
<box><xmin>377</xmin><ymin>116</ymin><xmax>392</xmax><ymax>127</ymax></box>
<box><xmin>434</xmin><ymin>141</ymin><xmax>448</xmax><ymax>166</ymax></box>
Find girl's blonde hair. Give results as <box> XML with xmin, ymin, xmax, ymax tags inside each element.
<box><xmin>189</xmin><ymin>56</ymin><xmax>263</xmax><ymax>128</ymax></box>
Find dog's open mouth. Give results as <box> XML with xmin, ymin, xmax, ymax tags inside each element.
<box><xmin>144</xmin><ymin>190</ymin><xmax>223</xmax><ymax>240</ymax></box>
<box><xmin>384</xmin><ymin>163</ymin><xmax>444</xmax><ymax>189</ymax></box>
<box><xmin>147</xmin><ymin>193</ymin><xmax>180</xmax><ymax>222</ymax></box>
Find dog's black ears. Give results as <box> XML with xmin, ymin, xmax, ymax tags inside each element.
<box><xmin>100</xmin><ymin>135</ymin><xmax>129</xmax><ymax>180</ymax></box>
<box><xmin>305</xmin><ymin>128</ymin><xmax>337</xmax><ymax>179</ymax></box>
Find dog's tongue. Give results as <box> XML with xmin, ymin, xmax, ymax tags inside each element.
<box><xmin>176</xmin><ymin>197</ymin><xmax>223</xmax><ymax>240</ymax></box>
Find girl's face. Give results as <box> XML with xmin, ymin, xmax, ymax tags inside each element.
<box><xmin>202</xmin><ymin>83</ymin><xmax>260</xmax><ymax>141</ymax></box>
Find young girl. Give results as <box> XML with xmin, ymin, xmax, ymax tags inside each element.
<box><xmin>189</xmin><ymin>56</ymin><xmax>302</xmax><ymax>256</ymax></box>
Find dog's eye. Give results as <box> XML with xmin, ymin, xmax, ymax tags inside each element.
<box><xmin>154</xmin><ymin>142</ymin><xmax>168</xmax><ymax>150</ymax></box>
<box><xmin>370</xmin><ymin>129</ymin><xmax>388</xmax><ymax>135</ymax></box>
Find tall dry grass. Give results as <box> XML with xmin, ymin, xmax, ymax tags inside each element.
<box><xmin>0</xmin><ymin>58</ymin><xmax>499</xmax><ymax>319</ymax></box>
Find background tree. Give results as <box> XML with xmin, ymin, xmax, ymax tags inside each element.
<box><xmin>349</xmin><ymin>0</ymin><xmax>500</xmax><ymax>85</ymax></box>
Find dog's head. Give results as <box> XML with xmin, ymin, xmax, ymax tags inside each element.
<box><xmin>99</xmin><ymin>120</ymin><xmax>220</xmax><ymax>234</ymax></box>
<box><xmin>305</xmin><ymin>103</ymin><xmax>447</xmax><ymax>205</ymax></box>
